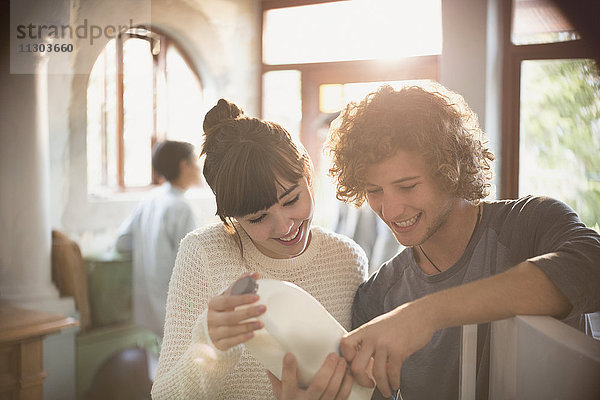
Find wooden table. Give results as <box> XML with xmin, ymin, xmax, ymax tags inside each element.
<box><xmin>0</xmin><ymin>302</ymin><xmax>77</xmax><ymax>400</ymax></box>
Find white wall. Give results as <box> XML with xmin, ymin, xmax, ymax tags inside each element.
<box><xmin>440</xmin><ymin>0</ymin><xmax>488</xmax><ymax>125</ymax></box>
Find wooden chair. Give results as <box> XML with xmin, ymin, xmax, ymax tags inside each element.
<box><xmin>51</xmin><ymin>230</ymin><xmax>92</xmax><ymax>333</ymax></box>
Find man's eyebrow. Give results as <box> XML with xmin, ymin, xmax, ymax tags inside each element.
<box><xmin>391</xmin><ymin>176</ymin><xmax>419</xmax><ymax>184</ymax></box>
<box><xmin>365</xmin><ymin>176</ymin><xmax>419</xmax><ymax>187</ymax></box>
<box><xmin>278</xmin><ymin>184</ymin><xmax>299</xmax><ymax>200</ymax></box>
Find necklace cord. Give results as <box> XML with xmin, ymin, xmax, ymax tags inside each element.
<box><xmin>419</xmin><ymin>204</ymin><xmax>482</xmax><ymax>273</ymax></box>
<box><xmin>419</xmin><ymin>244</ymin><xmax>442</xmax><ymax>272</ymax></box>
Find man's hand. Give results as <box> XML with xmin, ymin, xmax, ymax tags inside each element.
<box><xmin>267</xmin><ymin>353</ymin><xmax>353</xmax><ymax>400</ymax></box>
<box><xmin>339</xmin><ymin>261</ymin><xmax>574</xmax><ymax>398</ymax></box>
<box><xmin>340</xmin><ymin>302</ymin><xmax>435</xmax><ymax>398</ymax></box>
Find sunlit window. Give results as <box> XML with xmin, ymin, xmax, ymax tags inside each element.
<box><xmin>319</xmin><ymin>80</ymin><xmax>432</xmax><ymax>113</ymax></box>
<box><xmin>261</xmin><ymin>1</ymin><xmax>441</xmax><ymax>231</ymax></box>
<box><xmin>503</xmin><ymin>0</ymin><xmax>599</xmax><ymax>231</ymax></box>
<box><xmin>263</xmin><ymin>0</ymin><xmax>442</xmax><ymax>65</ymax></box>
<box><xmin>519</xmin><ymin>59</ymin><xmax>600</xmax><ymax>229</ymax></box>
<box><xmin>262</xmin><ymin>70</ymin><xmax>302</xmax><ymax>142</ymax></box>
<box><xmin>87</xmin><ymin>29</ymin><xmax>204</xmax><ymax>197</ymax></box>
<box><xmin>122</xmin><ymin>38</ymin><xmax>154</xmax><ymax>187</ymax></box>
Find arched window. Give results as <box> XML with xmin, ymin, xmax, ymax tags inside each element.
<box><xmin>87</xmin><ymin>28</ymin><xmax>204</xmax><ymax>197</ymax></box>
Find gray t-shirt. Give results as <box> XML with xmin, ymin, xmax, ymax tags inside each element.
<box><xmin>352</xmin><ymin>196</ymin><xmax>600</xmax><ymax>400</ymax></box>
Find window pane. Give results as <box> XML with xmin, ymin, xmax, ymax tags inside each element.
<box><xmin>319</xmin><ymin>79</ymin><xmax>433</xmax><ymax>113</ymax></box>
<box><xmin>87</xmin><ymin>47</ymin><xmax>105</xmax><ymax>194</ymax></box>
<box><xmin>105</xmin><ymin>40</ymin><xmax>118</xmax><ymax>188</ymax></box>
<box><xmin>263</xmin><ymin>0</ymin><xmax>441</xmax><ymax>65</ymax></box>
<box><xmin>519</xmin><ymin>59</ymin><xmax>600</xmax><ymax>229</ymax></box>
<box><xmin>262</xmin><ymin>70</ymin><xmax>302</xmax><ymax>142</ymax></box>
<box><xmin>166</xmin><ymin>45</ymin><xmax>204</xmax><ymax>149</ymax></box>
<box><xmin>87</xmin><ymin>40</ymin><xmax>118</xmax><ymax>196</ymax></box>
<box><xmin>122</xmin><ymin>38</ymin><xmax>153</xmax><ymax>187</ymax></box>
<box><xmin>511</xmin><ymin>0</ymin><xmax>579</xmax><ymax>45</ymax></box>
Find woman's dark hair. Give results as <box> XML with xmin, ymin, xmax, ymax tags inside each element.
<box><xmin>201</xmin><ymin>99</ymin><xmax>312</xmax><ymax>230</ymax></box>
<box><xmin>152</xmin><ymin>140</ymin><xmax>194</xmax><ymax>182</ymax></box>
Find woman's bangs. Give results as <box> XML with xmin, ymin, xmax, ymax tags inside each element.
<box><xmin>215</xmin><ymin>146</ymin><xmax>304</xmax><ymax>218</ymax></box>
<box><xmin>215</xmin><ymin>129</ymin><xmax>305</xmax><ymax>217</ymax></box>
<box><xmin>216</xmin><ymin>153</ymin><xmax>276</xmax><ymax>217</ymax></box>
<box><xmin>271</xmin><ymin>149</ymin><xmax>305</xmax><ymax>188</ymax></box>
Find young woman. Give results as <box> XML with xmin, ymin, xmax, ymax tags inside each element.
<box><xmin>151</xmin><ymin>99</ymin><xmax>368</xmax><ymax>399</ymax></box>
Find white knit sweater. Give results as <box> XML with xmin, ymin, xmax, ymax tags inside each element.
<box><xmin>151</xmin><ymin>223</ymin><xmax>368</xmax><ymax>399</ymax></box>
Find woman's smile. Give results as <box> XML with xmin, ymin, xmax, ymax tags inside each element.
<box><xmin>276</xmin><ymin>222</ymin><xmax>302</xmax><ymax>244</ymax></box>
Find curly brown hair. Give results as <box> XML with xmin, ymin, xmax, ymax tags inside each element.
<box><xmin>326</xmin><ymin>83</ymin><xmax>495</xmax><ymax>206</ymax></box>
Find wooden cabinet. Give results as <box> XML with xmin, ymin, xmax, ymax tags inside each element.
<box><xmin>0</xmin><ymin>302</ymin><xmax>77</xmax><ymax>400</ymax></box>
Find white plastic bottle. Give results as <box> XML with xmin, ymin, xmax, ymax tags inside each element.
<box><xmin>231</xmin><ymin>276</ymin><xmax>374</xmax><ymax>400</ymax></box>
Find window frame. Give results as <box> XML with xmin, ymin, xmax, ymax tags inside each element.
<box><xmin>260</xmin><ymin>0</ymin><xmax>440</xmax><ymax>165</ymax></box>
<box><xmin>500</xmin><ymin>0</ymin><xmax>597</xmax><ymax>199</ymax></box>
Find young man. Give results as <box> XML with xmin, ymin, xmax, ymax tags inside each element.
<box><xmin>116</xmin><ymin>140</ymin><xmax>200</xmax><ymax>338</ymax></box>
<box><xmin>323</xmin><ymin>83</ymin><xmax>600</xmax><ymax>400</ymax></box>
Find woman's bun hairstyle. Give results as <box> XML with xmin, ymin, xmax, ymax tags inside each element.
<box><xmin>202</xmin><ymin>98</ymin><xmax>244</xmax><ymax>133</ymax></box>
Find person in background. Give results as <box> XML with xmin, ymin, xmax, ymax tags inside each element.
<box><xmin>335</xmin><ymin>203</ymin><xmax>402</xmax><ymax>275</ymax></box>
<box><xmin>151</xmin><ymin>99</ymin><xmax>368</xmax><ymax>400</ymax></box>
<box><xmin>115</xmin><ymin>140</ymin><xmax>200</xmax><ymax>338</ymax></box>
<box><xmin>323</xmin><ymin>83</ymin><xmax>600</xmax><ymax>400</ymax></box>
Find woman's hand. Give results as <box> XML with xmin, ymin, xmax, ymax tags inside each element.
<box><xmin>206</xmin><ymin>272</ymin><xmax>266</xmax><ymax>351</ymax></box>
<box><xmin>267</xmin><ymin>352</ymin><xmax>353</xmax><ymax>400</ymax></box>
